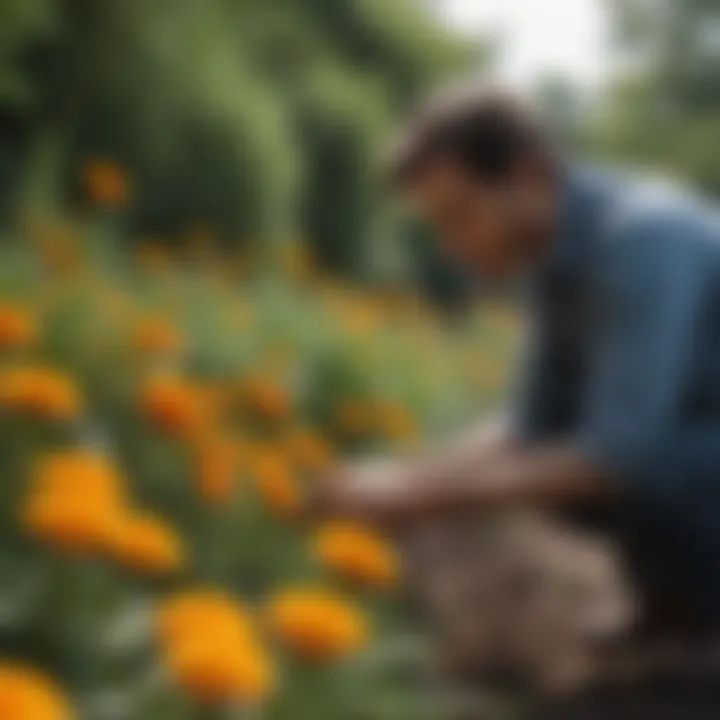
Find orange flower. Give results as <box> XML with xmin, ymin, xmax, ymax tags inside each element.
<box><xmin>31</xmin><ymin>451</ymin><xmax>126</xmax><ymax>507</ymax></box>
<box><xmin>334</xmin><ymin>400</ymin><xmax>374</xmax><ymax>436</ymax></box>
<box><xmin>267</xmin><ymin>588</ymin><xmax>368</xmax><ymax>662</ymax></box>
<box><xmin>240</xmin><ymin>376</ymin><xmax>291</xmax><ymax>422</ymax></box>
<box><xmin>23</xmin><ymin>494</ymin><xmax>121</xmax><ymax>555</ymax></box>
<box><xmin>280</xmin><ymin>242</ymin><xmax>316</xmax><ymax>280</ymax></box>
<box><xmin>0</xmin><ymin>663</ymin><xmax>75</xmax><ymax>720</ymax></box>
<box><xmin>32</xmin><ymin>223</ymin><xmax>82</xmax><ymax>275</ymax></box>
<box><xmin>83</xmin><ymin>160</ymin><xmax>130</xmax><ymax>207</ymax></box>
<box><xmin>315</xmin><ymin>522</ymin><xmax>400</xmax><ymax>589</ymax></box>
<box><xmin>285</xmin><ymin>428</ymin><xmax>334</xmax><ymax>474</ymax></box>
<box><xmin>23</xmin><ymin>452</ymin><xmax>126</xmax><ymax>554</ymax></box>
<box><xmin>0</xmin><ymin>367</ymin><xmax>81</xmax><ymax>420</ymax></box>
<box><xmin>376</xmin><ymin>402</ymin><xmax>418</xmax><ymax>444</ymax></box>
<box><xmin>109</xmin><ymin>511</ymin><xmax>184</xmax><ymax>575</ymax></box>
<box><xmin>132</xmin><ymin>318</ymin><xmax>184</xmax><ymax>356</ymax></box>
<box><xmin>0</xmin><ymin>304</ymin><xmax>36</xmax><ymax>348</ymax></box>
<box><xmin>254</xmin><ymin>448</ymin><xmax>302</xmax><ymax>517</ymax></box>
<box><xmin>165</xmin><ymin>635</ymin><xmax>273</xmax><ymax>703</ymax></box>
<box><xmin>140</xmin><ymin>374</ymin><xmax>205</xmax><ymax>436</ymax></box>
<box><xmin>195</xmin><ymin>438</ymin><xmax>237</xmax><ymax>504</ymax></box>
<box><xmin>157</xmin><ymin>591</ymin><xmax>252</xmax><ymax>646</ymax></box>
<box><xmin>158</xmin><ymin>591</ymin><xmax>274</xmax><ymax>703</ymax></box>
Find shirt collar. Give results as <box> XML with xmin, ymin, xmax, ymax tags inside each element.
<box><xmin>545</xmin><ymin>164</ymin><xmax>617</xmax><ymax>281</ymax></box>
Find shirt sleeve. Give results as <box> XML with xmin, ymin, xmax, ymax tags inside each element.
<box><xmin>579</xmin><ymin>213</ymin><xmax>707</xmax><ymax>489</ymax></box>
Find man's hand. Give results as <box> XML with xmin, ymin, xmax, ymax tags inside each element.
<box><xmin>314</xmin><ymin>459</ymin><xmax>433</xmax><ymax>525</ymax></box>
<box><xmin>313</xmin><ymin>441</ymin><xmax>614</xmax><ymax>526</ymax></box>
<box><xmin>314</xmin><ymin>418</ymin><xmax>512</xmax><ymax>524</ymax></box>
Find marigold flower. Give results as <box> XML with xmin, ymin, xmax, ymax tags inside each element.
<box><xmin>23</xmin><ymin>452</ymin><xmax>126</xmax><ymax>554</ymax></box>
<box><xmin>108</xmin><ymin>511</ymin><xmax>184</xmax><ymax>575</ymax></box>
<box><xmin>0</xmin><ymin>367</ymin><xmax>81</xmax><ymax>420</ymax></box>
<box><xmin>132</xmin><ymin>318</ymin><xmax>184</xmax><ymax>356</ymax></box>
<box><xmin>31</xmin><ymin>222</ymin><xmax>82</xmax><ymax>275</ymax></box>
<box><xmin>267</xmin><ymin>588</ymin><xmax>368</xmax><ymax>662</ymax></box>
<box><xmin>334</xmin><ymin>400</ymin><xmax>374</xmax><ymax>435</ymax></box>
<box><xmin>140</xmin><ymin>374</ymin><xmax>205</xmax><ymax>436</ymax></box>
<box><xmin>376</xmin><ymin>402</ymin><xmax>418</xmax><ymax>444</ymax></box>
<box><xmin>31</xmin><ymin>451</ymin><xmax>126</xmax><ymax>508</ymax></box>
<box><xmin>285</xmin><ymin>428</ymin><xmax>334</xmax><ymax>474</ymax></box>
<box><xmin>240</xmin><ymin>376</ymin><xmax>291</xmax><ymax>422</ymax></box>
<box><xmin>166</xmin><ymin>635</ymin><xmax>274</xmax><ymax>703</ymax></box>
<box><xmin>0</xmin><ymin>304</ymin><xmax>36</xmax><ymax>348</ymax></box>
<box><xmin>315</xmin><ymin>522</ymin><xmax>400</xmax><ymax>589</ymax></box>
<box><xmin>0</xmin><ymin>663</ymin><xmax>75</xmax><ymax>720</ymax></box>
<box><xmin>254</xmin><ymin>448</ymin><xmax>302</xmax><ymax>517</ymax></box>
<box><xmin>23</xmin><ymin>493</ymin><xmax>121</xmax><ymax>554</ymax></box>
<box><xmin>83</xmin><ymin>160</ymin><xmax>130</xmax><ymax>207</ymax></box>
<box><xmin>158</xmin><ymin>591</ymin><xmax>274</xmax><ymax>703</ymax></box>
<box><xmin>157</xmin><ymin>591</ymin><xmax>253</xmax><ymax>646</ymax></box>
<box><xmin>195</xmin><ymin>438</ymin><xmax>238</xmax><ymax>504</ymax></box>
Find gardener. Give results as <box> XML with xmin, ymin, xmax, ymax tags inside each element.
<box><xmin>317</xmin><ymin>85</ymin><xmax>720</xmax><ymax>717</ymax></box>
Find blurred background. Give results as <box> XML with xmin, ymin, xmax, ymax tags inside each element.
<box><xmin>0</xmin><ymin>0</ymin><xmax>715</xmax><ymax>718</ymax></box>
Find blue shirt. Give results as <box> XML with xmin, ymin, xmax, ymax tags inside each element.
<box><xmin>516</xmin><ymin>166</ymin><xmax>720</xmax><ymax>626</ymax></box>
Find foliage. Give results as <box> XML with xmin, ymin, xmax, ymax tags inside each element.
<box><xmin>0</xmin><ymin>0</ymin><xmax>480</xmax><ymax>280</ymax></box>
<box><xmin>0</xmin><ymin>202</ymin><xmax>518</xmax><ymax>719</ymax></box>
<box><xmin>592</xmin><ymin>0</ymin><xmax>720</xmax><ymax>195</ymax></box>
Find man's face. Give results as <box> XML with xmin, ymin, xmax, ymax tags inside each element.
<box><xmin>405</xmin><ymin>157</ymin><xmax>549</xmax><ymax>279</ymax></box>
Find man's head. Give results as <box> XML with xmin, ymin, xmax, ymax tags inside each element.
<box><xmin>389</xmin><ymin>86</ymin><xmax>561</xmax><ymax>279</ymax></box>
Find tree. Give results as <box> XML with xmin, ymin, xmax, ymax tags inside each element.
<box><xmin>593</xmin><ymin>0</ymin><xmax>720</xmax><ymax>195</ymax></box>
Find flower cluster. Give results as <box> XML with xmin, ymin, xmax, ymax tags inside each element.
<box><xmin>158</xmin><ymin>590</ymin><xmax>274</xmax><ymax>703</ymax></box>
<box><xmin>0</xmin><ymin>188</ymin><xmax>516</xmax><ymax>717</ymax></box>
<box><xmin>24</xmin><ymin>450</ymin><xmax>184</xmax><ymax>574</ymax></box>
<box><xmin>0</xmin><ymin>664</ymin><xmax>74</xmax><ymax>720</ymax></box>
<box><xmin>315</xmin><ymin>522</ymin><xmax>401</xmax><ymax>589</ymax></box>
<box><xmin>267</xmin><ymin>588</ymin><xmax>369</xmax><ymax>663</ymax></box>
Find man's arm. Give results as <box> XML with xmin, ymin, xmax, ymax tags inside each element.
<box><xmin>320</xmin><ymin>211</ymin><xmax>708</xmax><ymax>523</ymax></box>
<box><xmin>415</xmin><ymin>442</ymin><xmax>612</xmax><ymax>514</ymax></box>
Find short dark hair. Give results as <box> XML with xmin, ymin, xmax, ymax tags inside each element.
<box><xmin>387</xmin><ymin>85</ymin><xmax>555</xmax><ymax>186</ymax></box>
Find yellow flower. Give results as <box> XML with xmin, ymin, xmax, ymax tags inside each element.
<box><xmin>195</xmin><ymin>437</ymin><xmax>238</xmax><ymax>505</ymax></box>
<box><xmin>108</xmin><ymin>511</ymin><xmax>184</xmax><ymax>576</ymax></box>
<box><xmin>140</xmin><ymin>374</ymin><xmax>205</xmax><ymax>437</ymax></box>
<box><xmin>83</xmin><ymin>160</ymin><xmax>130</xmax><ymax>207</ymax></box>
<box><xmin>23</xmin><ymin>494</ymin><xmax>121</xmax><ymax>555</ymax></box>
<box><xmin>157</xmin><ymin>591</ymin><xmax>253</xmax><ymax>646</ymax></box>
<box><xmin>132</xmin><ymin>317</ymin><xmax>184</xmax><ymax>356</ymax></box>
<box><xmin>334</xmin><ymin>400</ymin><xmax>374</xmax><ymax>436</ymax></box>
<box><xmin>267</xmin><ymin>588</ymin><xmax>368</xmax><ymax>662</ymax></box>
<box><xmin>375</xmin><ymin>402</ymin><xmax>418</xmax><ymax>444</ymax></box>
<box><xmin>166</xmin><ymin>636</ymin><xmax>273</xmax><ymax>703</ymax></box>
<box><xmin>315</xmin><ymin>522</ymin><xmax>400</xmax><ymax>589</ymax></box>
<box><xmin>0</xmin><ymin>367</ymin><xmax>81</xmax><ymax>420</ymax></box>
<box><xmin>23</xmin><ymin>452</ymin><xmax>125</xmax><ymax>554</ymax></box>
<box><xmin>240</xmin><ymin>376</ymin><xmax>291</xmax><ymax>422</ymax></box>
<box><xmin>32</xmin><ymin>223</ymin><xmax>82</xmax><ymax>275</ymax></box>
<box><xmin>254</xmin><ymin>448</ymin><xmax>302</xmax><ymax>517</ymax></box>
<box><xmin>0</xmin><ymin>304</ymin><xmax>36</xmax><ymax>348</ymax></box>
<box><xmin>280</xmin><ymin>241</ymin><xmax>316</xmax><ymax>279</ymax></box>
<box><xmin>0</xmin><ymin>663</ymin><xmax>74</xmax><ymax>720</ymax></box>
<box><xmin>158</xmin><ymin>591</ymin><xmax>274</xmax><ymax>703</ymax></box>
<box><xmin>285</xmin><ymin>428</ymin><xmax>335</xmax><ymax>474</ymax></box>
<box><xmin>31</xmin><ymin>451</ymin><xmax>126</xmax><ymax>508</ymax></box>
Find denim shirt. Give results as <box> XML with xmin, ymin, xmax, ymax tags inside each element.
<box><xmin>516</xmin><ymin>166</ymin><xmax>720</xmax><ymax>625</ymax></box>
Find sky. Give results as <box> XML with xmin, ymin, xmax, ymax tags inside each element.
<box><xmin>439</xmin><ymin>0</ymin><xmax>611</xmax><ymax>88</ymax></box>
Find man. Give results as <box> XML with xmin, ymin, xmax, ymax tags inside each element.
<box><xmin>318</xmin><ymin>87</ymin><xmax>720</xmax><ymax>716</ymax></box>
